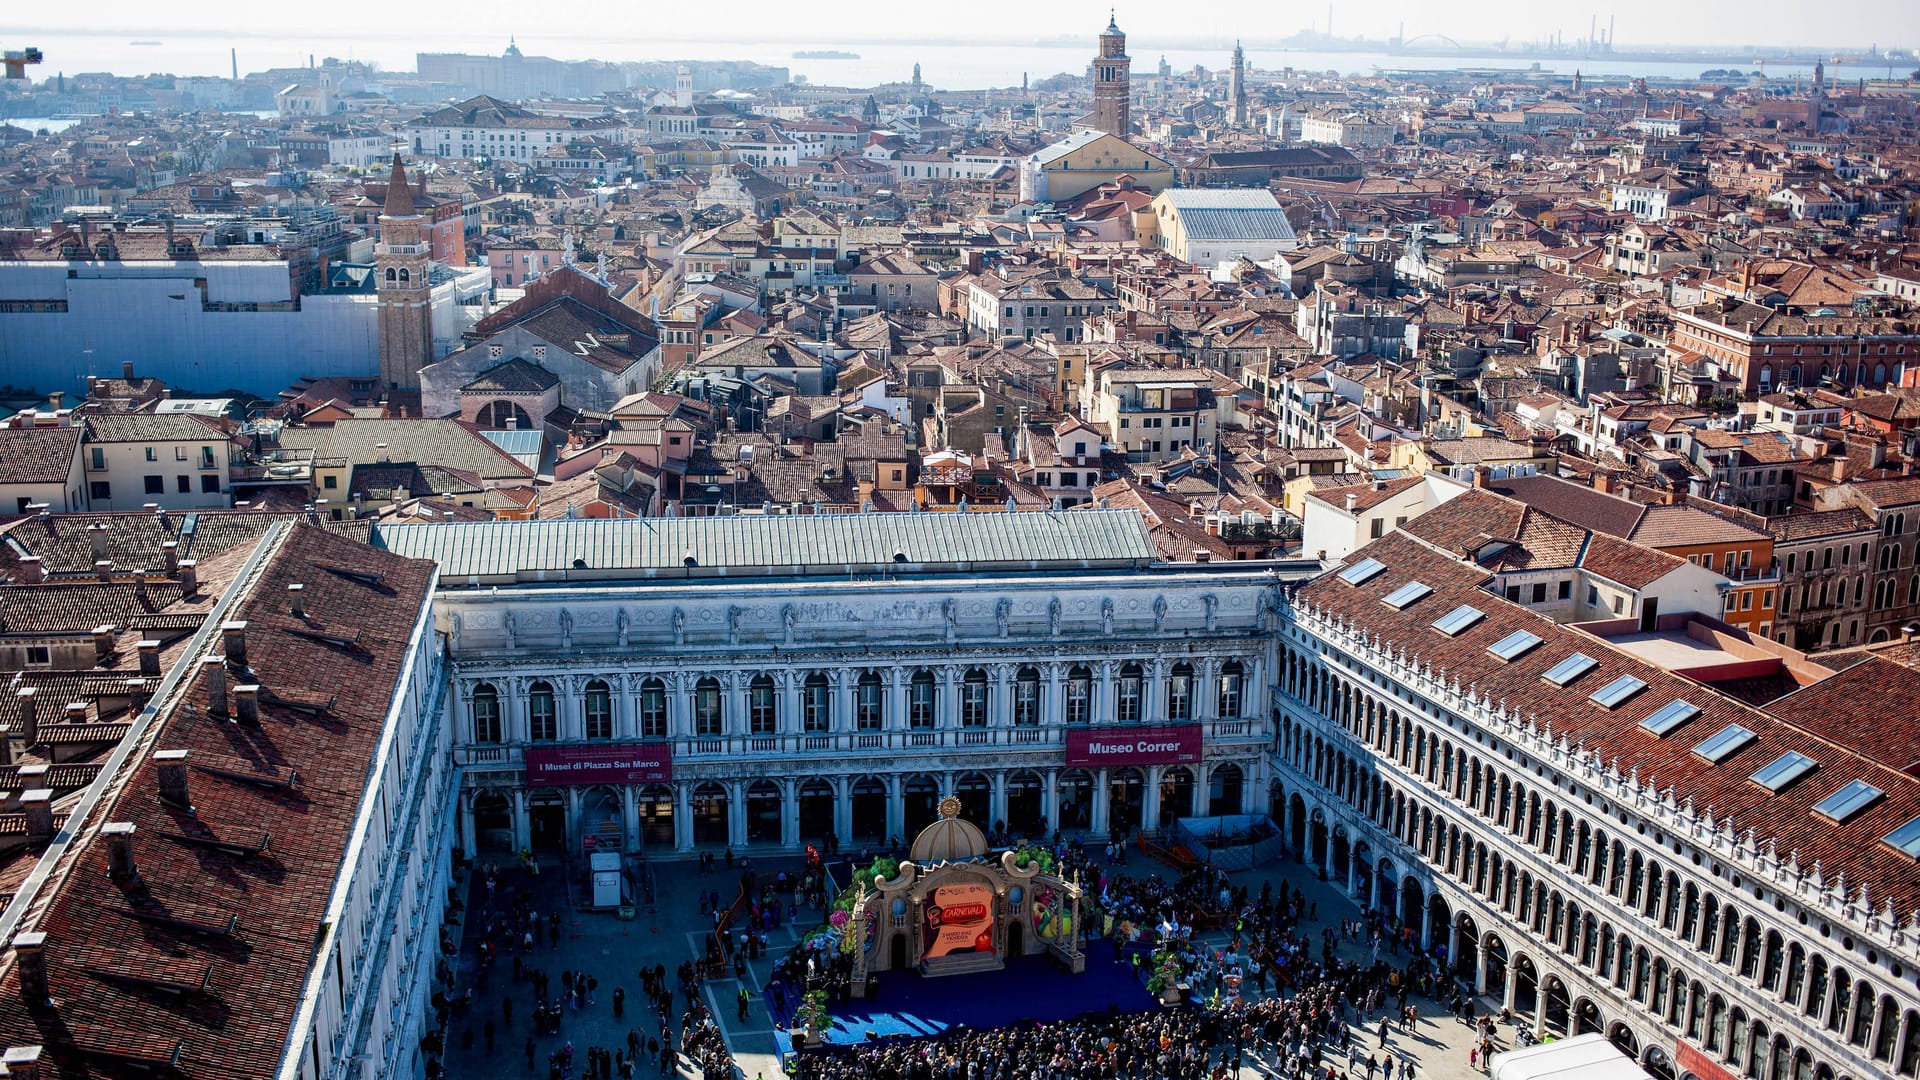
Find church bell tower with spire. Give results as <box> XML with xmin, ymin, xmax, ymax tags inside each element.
<box><xmin>1092</xmin><ymin>12</ymin><xmax>1132</xmax><ymax>138</ymax></box>
<box><xmin>377</xmin><ymin>154</ymin><xmax>432</xmax><ymax>391</ymax></box>
<box><xmin>1229</xmin><ymin>40</ymin><xmax>1248</xmax><ymax>128</ymax></box>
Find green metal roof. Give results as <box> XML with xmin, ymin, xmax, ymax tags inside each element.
<box><xmin>373</xmin><ymin>509</ymin><xmax>1159</xmax><ymax>582</ymax></box>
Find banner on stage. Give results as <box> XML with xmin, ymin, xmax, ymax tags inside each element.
<box><xmin>1065</xmin><ymin>724</ymin><xmax>1202</xmax><ymax>767</ymax></box>
<box><xmin>524</xmin><ymin>742</ymin><xmax>673</xmax><ymax>786</ymax></box>
<box><xmin>923</xmin><ymin>881</ymin><xmax>994</xmax><ymax>958</ymax></box>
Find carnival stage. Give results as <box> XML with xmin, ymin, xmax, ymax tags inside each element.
<box><xmin>778</xmin><ymin>938</ymin><xmax>1157</xmax><ymax>1052</ymax></box>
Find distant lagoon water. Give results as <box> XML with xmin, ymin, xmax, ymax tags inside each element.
<box><xmin>9</xmin><ymin>29</ymin><xmax>1856</xmax><ymax>93</ymax></box>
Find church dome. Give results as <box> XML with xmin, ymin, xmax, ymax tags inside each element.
<box><xmin>909</xmin><ymin>797</ymin><xmax>988</xmax><ymax>863</ymax></box>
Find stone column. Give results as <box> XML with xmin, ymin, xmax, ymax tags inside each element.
<box><xmin>1044</xmin><ymin>662</ymin><xmax>1065</xmax><ymax>725</ymax></box>
<box><xmin>779</xmin><ymin>777</ymin><xmax>799</xmax><ymax>849</ymax></box>
<box><xmin>1419</xmin><ymin>895</ymin><xmax>1434</xmax><ymax>952</ymax></box>
<box><xmin>726</xmin><ymin>779</ymin><xmax>748</xmax><ymax>849</ymax></box>
<box><xmin>1143</xmin><ymin>765</ymin><xmax>1163</xmax><ymax>832</ymax></box>
<box><xmin>511</xmin><ymin>789</ymin><xmax>530</xmax><ymax>852</ymax></box>
<box><xmin>674</xmin><ymin>784</ymin><xmax>693</xmax><ymax>852</ymax></box>
<box><xmin>1197</xmin><ymin>657</ymin><xmax>1221</xmax><ymax>721</ymax></box>
<box><xmin>1144</xmin><ymin>657</ymin><xmax>1167</xmax><ymax>723</ymax></box>
<box><xmin>724</xmin><ymin>672</ymin><xmax>747</xmax><ymax>739</ymax></box>
<box><xmin>938</xmin><ymin>664</ymin><xmax>961</xmax><ymax>730</ymax></box>
<box><xmin>621</xmin><ymin>785</ymin><xmax>639</xmax><ymax>853</ymax></box>
<box><xmin>1043</xmin><ymin>769</ymin><xmax>1060</xmax><ymax>835</ymax></box>
<box><xmin>1091</xmin><ymin>767</ymin><xmax>1110</xmax><ymax>837</ymax></box>
<box><xmin>616</xmin><ymin>674</ymin><xmax>638</xmax><ymax>740</ymax></box>
<box><xmin>1095</xmin><ymin>661</ymin><xmax>1117</xmax><ymax>725</ymax></box>
<box><xmin>780</xmin><ymin>670</ymin><xmax>803</xmax><ymax>736</ymax></box>
<box><xmin>564</xmin><ymin>787</ymin><xmax>583</xmax><ymax>854</ymax></box>
<box><xmin>989</xmin><ymin>771</ymin><xmax>1008</xmax><ymax>830</ymax></box>
<box><xmin>668</xmin><ymin>673</ymin><xmax>691</xmax><ymax>739</ymax></box>
<box><xmin>831</xmin><ymin>669</ymin><xmax>853</xmax><ymax>734</ymax></box>
<box><xmin>459</xmin><ymin>789</ymin><xmax>477</xmax><ymax>854</ymax></box>
<box><xmin>832</xmin><ymin>775</ymin><xmax>852</xmax><ymax>848</ymax></box>
<box><xmin>990</xmin><ymin>664</ymin><xmax>1014</xmax><ymax>727</ymax></box>
<box><xmin>561</xmin><ymin>676</ymin><xmax>585</xmax><ymax>741</ymax></box>
<box><xmin>505</xmin><ymin>676</ymin><xmax>529</xmax><ymax>744</ymax></box>
<box><xmin>886</xmin><ymin>668</ymin><xmax>907</xmax><ymax>732</ymax></box>
<box><xmin>885</xmin><ymin>774</ymin><xmax>905</xmax><ymax>842</ymax></box>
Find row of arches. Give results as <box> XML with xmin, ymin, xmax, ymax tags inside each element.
<box><xmin>466</xmin><ymin>660</ymin><xmax>1250</xmax><ymax>744</ymax></box>
<box><xmin>1275</xmin><ymin>640</ymin><xmax>1920</xmax><ymax>1078</ymax></box>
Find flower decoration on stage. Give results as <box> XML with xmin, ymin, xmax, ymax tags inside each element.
<box><xmin>828</xmin><ymin>909</ymin><xmax>849</xmax><ymax>929</ymax></box>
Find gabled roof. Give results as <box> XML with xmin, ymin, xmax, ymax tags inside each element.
<box><xmin>0</xmin><ymin>427</ymin><xmax>82</xmax><ymax>486</ymax></box>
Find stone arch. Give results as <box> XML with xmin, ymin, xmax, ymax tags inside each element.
<box><xmin>636</xmin><ymin>783</ymin><xmax>674</xmax><ymax>847</ymax></box>
<box><xmin>1574</xmin><ymin>996</ymin><xmax>1604</xmax><ymax>1035</ymax></box>
<box><xmin>475</xmin><ymin>399</ymin><xmax>534</xmax><ymax>431</ymax></box>
<box><xmin>849</xmin><ymin>776</ymin><xmax>887</xmax><ymax>841</ymax></box>
<box><xmin>744</xmin><ymin>779</ymin><xmax>781</xmax><ymax>843</ymax></box>
<box><xmin>690</xmin><ymin>781</ymin><xmax>728</xmax><ymax>845</ymax></box>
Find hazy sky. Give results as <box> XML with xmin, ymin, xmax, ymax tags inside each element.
<box><xmin>12</xmin><ymin>0</ymin><xmax>1919</xmax><ymax>51</ymax></box>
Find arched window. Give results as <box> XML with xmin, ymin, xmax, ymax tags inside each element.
<box><xmin>471</xmin><ymin>683</ymin><xmax>502</xmax><ymax>743</ymax></box>
<box><xmin>1117</xmin><ymin>662</ymin><xmax>1143</xmax><ymax>722</ymax></box>
<box><xmin>1013</xmin><ymin>667</ymin><xmax>1040</xmax><ymax>726</ymax></box>
<box><xmin>384</xmin><ymin>266</ymin><xmax>397</xmax><ymax>283</ymax></box>
<box><xmin>584</xmin><ymin>679</ymin><xmax>613</xmax><ymax>740</ymax></box>
<box><xmin>961</xmin><ymin>669</ymin><xmax>989</xmax><ymax>727</ymax></box>
<box><xmin>1167</xmin><ymin>662</ymin><xmax>1193</xmax><ymax>720</ymax></box>
<box><xmin>1066</xmin><ymin>665</ymin><xmax>1091</xmax><ymax>724</ymax></box>
<box><xmin>803</xmin><ymin>673</ymin><xmax>829</xmax><ymax>732</ymax></box>
<box><xmin>638</xmin><ymin>677</ymin><xmax>667</xmax><ymax>738</ymax></box>
<box><xmin>749</xmin><ymin>674</ymin><xmax>777</xmax><ymax>734</ymax></box>
<box><xmin>856</xmin><ymin>672</ymin><xmax>884</xmax><ymax>731</ymax></box>
<box><xmin>397</xmin><ymin>267</ymin><xmax>410</xmax><ymax>284</ymax></box>
<box><xmin>909</xmin><ymin>670</ymin><xmax>936</xmax><ymax>728</ymax></box>
<box><xmin>694</xmin><ymin>677</ymin><xmax>722</xmax><ymax>736</ymax></box>
<box><xmin>528</xmin><ymin>681</ymin><xmax>557</xmax><ymax>741</ymax></box>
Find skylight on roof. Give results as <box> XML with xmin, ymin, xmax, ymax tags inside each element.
<box><xmin>1382</xmin><ymin>581</ymin><xmax>1433</xmax><ymax>609</ymax></box>
<box><xmin>1432</xmin><ymin>605</ymin><xmax>1485</xmax><ymax>637</ymax></box>
<box><xmin>1813</xmin><ymin>780</ymin><xmax>1884</xmax><ymax>824</ymax></box>
<box><xmin>1692</xmin><ymin>724</ymin><xmax>1755</xmax><ymax>763</ymax></box>
<box><xmin>1885</xmin><ymin>816</ymin><xmax>1920</xmax><ymax>859</ymax></box>
<box><xmin>1338</xmin><ymin>558</ymin><xmax>1387</xmax><ymax>586</ymax></box>
<box><xmin>1487</xmin><ymin>629</ymin><xmax>1543</xmax><ymax>661</ymax></box>
<box><xmin>1751</xmin><ymin>751</ymin><xmax>1818</xmax><ymax>793</ymax></box>
<box><xmin>1542</xmin><ymin>653</ymin><xmax>1598</xmax><ymax>686</ymax></box>
<box><xmin>1639</xmin><ymin>699</ymin><xmax>1701</xmax><ymax>736</ymax></box>
<box><xmin>1590</xmin><ymin>675</ymin><xmax>1649</xmax><ymax>709</ymax></box>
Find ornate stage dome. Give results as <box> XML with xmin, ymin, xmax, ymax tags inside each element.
<box><xmin>910</xmin><ymin>796</ymin><xmax>989</xmax><ymax>863</ymax></box>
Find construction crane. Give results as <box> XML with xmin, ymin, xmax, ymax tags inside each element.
<box><xmin>3</xmin><ymin>47</ymin><xmax>43</xmax><ymax>80</ymax></box>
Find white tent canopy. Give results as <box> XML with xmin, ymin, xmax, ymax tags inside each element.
<box><xmin>1490</xmin><ymin>1033</ymin><xmax>1646</xmax><ymax>1080</ymax></box>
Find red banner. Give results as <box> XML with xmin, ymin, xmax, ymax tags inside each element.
<box><xmin>524</xmin><ymin>743</ymin><xmax>673</xmax><ymax>787</ymax></box>
<box><xmin>1676</xmin><ymin>1041</ymin><xmax>1738</xmax><ymax>1080</ymax></box>
<box><xmin>1065</xmin><ymin>724</ymin><xmax>1202</xmax><ymax>767</ymax></box>
<box><xmin>923</xmin><ymin>882</ymin><xmax>995</xmax><ymax>959</ymax></box>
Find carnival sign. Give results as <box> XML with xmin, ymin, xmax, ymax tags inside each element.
<box><xmin>524</xmin><ymin>742</ymin><xmax>673</xmax><ymax>787</ymax></box>
<box><xmin>1065</xmin><ymin>724</ymin><xmax>1202</xmax><ymax>767</ymax></box>
<box><xmin>922</xmin><ymin>881</ymin><xmax>995</xmax><ymax>959</ymax></box>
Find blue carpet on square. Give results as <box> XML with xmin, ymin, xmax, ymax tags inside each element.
<box><xmin>777</xmin><ymin>938</ymin><xmax>1158</xmax><ymax>1054</ymax></box>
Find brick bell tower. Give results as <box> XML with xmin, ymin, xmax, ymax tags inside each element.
<box><xmin>1092</xmin><ymin>12</ymin><xmax>1132</xmax><ymax>138</ymax></box>
<box><xmin>377</xmin><ymin>153</ymin><xmax>432</xmax><ymax>390</ymax></box>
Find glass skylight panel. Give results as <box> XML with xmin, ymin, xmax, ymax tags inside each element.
<box><xmin>1590</xmin><ymin>675</ymin><xmax>1649</xmax><ymax>709</ymax></box>
<box><xmin>1432</xmin><ymin>605</ymin><xmax>1486</xmax><ymax>637</ymax></box>
<box><xmin>1542</xmin><ymin>653</ymin><xmax>1598</xmax><ymax>686</ymax></box>
<box><xmin>1885</xmin><ymin>816</ymin><xmax>1920</xmax><ymax>859</ymax></box>
<box><xmin>1487</xmin><ymin>629</ymin><xmax>1543</xmax><ymax>661</ymax></box>
<box><xmin>1639</xmin><ymin>699</ymin><xmax>1701</xmax><ymax>736</ymax></box>
<box><xmin>1750</xmin><ymin>751</ymin><xmax>1818</xmax><ymax>793</ymax></box>
<box><xmin>1691</xmin><ymin>724</ymin><xmax>1755</xmax><ymax>763</ymax></box>
<box><xmin>1382</xmin><ymin>581</ymin><xmax>1433</xmax><ymax>609</ymax></box>
<box><xmin>1813</xmin><ymin>780</ymin><xmax>1884</xmax><ymax>824</ymax></box>
<box><xmin>1338</xmin><ymin>558</ymin><xmax>1387</xmax><ymax>585</ymax></box>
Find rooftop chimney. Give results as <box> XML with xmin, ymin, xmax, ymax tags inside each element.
<box><xmin>102</xmin><ymin>821</ymin><xmax>136</xmax><ymax>883</ymax></box>
<box><xmin>91</xmin><ymin>625</ymin><xmax>115</xmax><ymax>661</ymax></box>
<box><xmin>62</xmin><ymin>703</ymin><xmax>86</xmax><ymax>725</ymax></box>
<box><xmin>94</xmin><ymin>560</ymin><xmax>113</xmax><ymax>582</ymax></box>
<box><xmin>137</xmin><ymin>640</ymin><xmax>161</xmax><ymax>677</ymax></box>
<box><xmin>155</xmin><ymin>749</ymin><xmax>190</xmax><ymax>810</ymax></box>
<box><xmin>160</xmin><ymin>541</ymin><xmax>178</xmax><ymax>575</ymax></box>
<box><xmin>287</xmin><ymin>583</ymin><xmax>306</xmax><ymax>619</ymax></box>
<box><xmin>86</xmin><ymin>523</ymin><xmax>109</xmax><ymax>561</ymax></box>
<box><xmin>375</xmin><ymin>442</ymin><xmax>391</xmax><ymax>464</ymax></box>
<box><xmin>11</xmin><ymin>937</ymin><xmax>49</xmax><ymax>1012</ymax></box>
<box><xmin>1345</xmin><ymin>492</ymin><xmax>1359</xmax><ymax>513</ymax></box>
<box><xmin>46</xmin><ymin>391</ymin><xmax>62</xmax><ymax>412</ymax></box>
<box><xmin>17</xmin><ymin>556</ymin><xmax>43</xmax><ymax>585</ymax></box>
<box><xmin>221</xmin><ymin>621</ymin><xmax>248</xmax><ymax>665</ymax></box>
<box><xmin>121</xmin><ymin>361</ymin><xmax>135</xmax><ymax>381</ymax></box>
<box><xmin>234</xmin><ymin>685</ymin><xmax>259</xmax><ymax>726</ymax></box>
<box><xmin>141</xmin><ymin>502</ymin><xmax>159</xmax><ymax>515</ymax></box>
<box><xmin>123</xmin><ymin>679</ymin><xmax>150</xmax><ymax>716</ymax></box>
<box><xmin>177</xmin><ymin>559</ymin><xmax>198</xmax><ymax>595</ymax></box>
<box><xmin>14</xmin><ymin>688</ymin><xmax>36</xmax><ymax>747</ymax></box>
<box><xmin>202</xmin><ymin>655</ymin><xmax>227</xmax><ymax>715</ymax></box>
<box><xmin>0</xmin><ymin>1047</ymin><xmax>42</xmax><ymax>1080</ymax></box>
<box><xmin>21</xmin><ymin>791</ymin><xmax>53</xmax><ymax>846</ymax></box>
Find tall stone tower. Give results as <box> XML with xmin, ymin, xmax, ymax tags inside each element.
<box><xmin>1092</xmin><ymin>13</ymin><xmax>1132</xmax><ymax>138</ymax></box>
<box><xmin>377</xmin><ymin>154</ymin><xmax>432</xmax><ymax>391</ymax></box>
<box><xmin>675</xmin><ymin>65</ymin><xmax>693</xmax><ymax>108</ymax></box>
<box><xmin>1808</xmin><ymin>61</ymin><xmax>1826</xmax><ymax>128</ymax></box>
<box><xmin>1229</xmin><ymin>40</ymin><xmax>1248</xmax><ymax>128</ymax></box>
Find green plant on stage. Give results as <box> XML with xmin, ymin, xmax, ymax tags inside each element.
<box><xmin>1144</xmin><ymin>943</ymin><xmax>1183</xmax><ymax>995</ymax></box>
<box><xmin>1010</xmin><ymin>844</ymin><xmax>1056</xmax><ymax>874</ymax></box>
<box><xmin>832</xmin><ymin>856</ymin><xmax>902</xmax><ymax>912</ymax></box>
<box><xmin>796</xmin><ymin>989</ymin><xmax>830</xmax><ymax>1033</ymax></box>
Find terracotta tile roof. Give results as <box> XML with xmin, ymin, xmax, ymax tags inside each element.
<box><xmin>0</xmin><ymin>523</ymin><xmax>436</xmax><ymax>1079</ymax></box>
<box><xmin>0</xmin><ymin>428</ymin><xmax>81</xmax><ymax>487</ymax></box>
